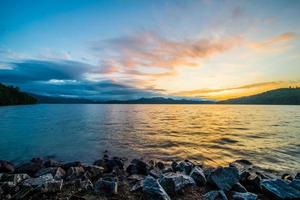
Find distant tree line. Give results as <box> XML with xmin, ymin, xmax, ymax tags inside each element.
<box><xmin>0</xmin><ymin>83</ymin><xmax>37</xmax><ymax>106</ymax></box>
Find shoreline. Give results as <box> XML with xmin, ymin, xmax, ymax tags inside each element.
<box><xmin>0</xmin><ymin>155</ymin><xmax>299</xmax><ymax>200</ymax></box>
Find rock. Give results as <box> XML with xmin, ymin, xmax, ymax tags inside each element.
<box><xmin>232</xmin><ymin>192</ymin><xmax>257</xmax><ymax>200</ymax></box>
<box><xmin>232</xmin><ymin>182</ymin><xmax>247</xmax><ymax>193</ymax></box>
<box><xmin>155</xmin><ymin>162</ymin><xmax>165</xmax><ymax>170</ymax></box>
<box><xmin>83</xmin><ymin>165</ymin><xmax>104</xmax><ymax>180</ymax></box>
<box><xmin>93</xmin><ymin>157</ymin><xmax>124</xmax><ymax>173</ymax></box>
<box><xmin>126</xmin><ymin>164</ymin><xmax>138</xmax><ymax>175</ymax></box>
<box><xmin>54</xmin><ymin>167</ymin><xmax>66</xmax><ymax>180</ymax></box>
<box><xmin>127</xmin><ymin>174</ymin><xmax>145</xmax><ymax>183</ymax></box>
<box><xmin>203</xmin><ymin>167</ymin><xmax>216</xmax><ymax>179</ymax></box>
<box><xmin>261</xmin><ymin>179</ymin><xmax>300</xmax><ymax>199</ymax></box>
<box><xmin>66</xmin><ymin>166</ymin><xmax>85</xmax><ymax>180</ymax></box>
<box><xmin>0</xmin><ymin>173</ymin><xmax>30</xmax><ymax>187</ymax></box>
<box><xmin>143</xmin><ymin>176</ymin><xmax>170</xmax><ymax>200</ymax></box>
<box><xmin>171</xmin><ymin>161</ymin><xmax>178</xmax><ymax>172</ymax></box>
<box><xmin>62</xmin><ymin>161</ymin><xmax>81</xmax><ymax>170</ymax></box>
<box><xmin>131</xmin><ymin>159</ymin><xmax>149</xmax><ymax>175</ymax></box>
<box><xmin>0</xmin><ymin>160</ymin><xmax>14</xmax><ymax>173</ymax></box>
<box><xmin>162</xmin><ymin>168</ymin><xmax>173</xmax><ymax>174</ymax></box>
<box><xmin>190</xmin><ymin>166</ymin><xmax>206</xmax><ymax>186</ymax></box>
<box><xmin>158</xmin><ymin>172</ymin><xmax>195</xmax><ymax>195</ymax></box>
<box><xmin>22</xmin><ymin>173</ymin><xmax>54</xmax><ymax>187</ymax></box>
<box><xmin>290</xmin><ymin>179</ymin><xmax>300</xmax><ymax>191</ymax></box>
<box><xmin>229</xmin><ymin>160</ymin><xmax>252</xmax><ymax>181</ymax></box>
<box><xmin>12</xmin><ymin>186</ymin><xmax>34</xmax><ymax>199</ymax></box>
<box><xmin>31</xmin><ymin>157</ymin><xmax>43</xmax><ymax>165</ymax></box>
<box><xmin>149</xmin><ymin>168</ymin><xmax>162</xmax><ymax>179</ymax></box>
<box><xmin>295</xmin><ymin>173</ymin><xmax>300</xmax><ymax>180</ymax></box>
<box><xmin>44</xmin><ymin>159</ymin><xmax>61</xmax><ymax>168</ymax></box>
<box><xmin>243</xmin><ymin>172</ymin><xmax>261</xmax><ymax>192</ymax></box>
<box><xmin>130</xmin><ymin>180</ymin><xmax>144</xmax><ymax>192</ymax></box>
<box><xmin>34</xmin><ymin>167</ymin><xmax>65</xmax><ymax>179</ymax></box>
<box><xmin>41</xmin><ymin>179</ymin><xmax>63</xmax><ymax>193</ymax></box>
<box><xmin>64</xmin><ymin>178</ymin><xmax>93</xmax><ymax>191</ymax></box>
<box><xmin>175</xmin><ymin>160</ymin><xmax>194</xmax><ymax>174</ymax></box>
<box><xmin>203</xmin><ymin>190</ymin><xmax>228</xmax><ymax>200</ymax></box>
<box><xmin>282</xmin><ymin>173</ymin><xmax>293</xmax><ymax>182</ymax></box>
<box><xmin>15</xmin><ymin>161</ymin><xmax>43</xmax><ymax>176</ymax></box>
<box><xmin>95</xmin><ymin>177</ymin><xmax>118</xmax><ymax>194</ymax></box>
<box><xmin>208</xmin><ymin>167</ymin><xmax>239</xmax><ymax>191</ymax></box>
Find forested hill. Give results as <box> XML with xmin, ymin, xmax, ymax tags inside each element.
<box><xmin>219</xmin><ymin>88</ymin><xmax>300</xmax><ymax>105</ymax></box>
<box><xmin>0</xmin><ymin>83</ymin><xmax>37</xmax><ymax>106</ymax></box>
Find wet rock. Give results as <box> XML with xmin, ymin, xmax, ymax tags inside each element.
<box><xmin>41</xmin><ymin>179</ymin><xmax>63</xmax><ymax>193</ymax></box>
<box><xmin>203</xmin><ymin>167</ymin><xmax>216</xmax><ymax>179</ymax></box>
<box><xmin>44</xmin><ymin>159</ymin><xmax>61</xmax><ymax>168</ymax></box>
<box><xmin>143</xmin><ymin>176</ymin><xmax>170</xmax><ymax>200</ymax></box>
<box><xmin>190</xmin><ymin>166</ymin><xmax>206</xmax><ymax>186</ymax></box>
<box><xmin>0</xmin><ymin>160</ymin><xmax>14</xmax><ymax>173</ymax></box>
<box><xmin>232</xmin><ymin>182</ymin><xmax>247</xmax><ymax>193</ymax></box>
<box><xmin>158</xmin><ymin>172</ymin><xmax>195</xmax><ymax>195</ymax></box>
<box><xmin>22</xmin><ymin>173</ymin><xmax>54</xmax><ymax>187</ymax></box>
<box><xmin>208</xmin><ymin>167</ymin><xmax>239</xmax><ymax>191</ymax></box>
<box><xmin>93</xmin><ymin>157</ymin><xmax>123</xmax><ymax>173</ymax></box>
<box><xmin>130</xmin><ymin>179</ymin><xmax>144</xmax><ymax>192</ymax></box>
<box><xmin>203</xmin><ymin>190</ymin><xmax>228</xmax><ymax>200</ymax></box>
<box><xmin>295</xmin><ymin>173</ymin><xmax>300</xmax><ymax>180</ymax></box>
<box><xmin>149</xmin><ymin>168</ymin><xmax>162</xmax><ymax>179</ymax></box>
<box><xmin>15</xmin><ymin>161</ymin><xmax>43</xmax><ymax>176</ymax></box>
<box><xmin>0</xmin><ymin>173</ymin><xmax>30</xmax><ymax>186</ymax></box>
<box><xmin>242</xmin><ymin>172</ymin><xmax>261</xmax><ymax>192</ymax></box>
<box><xmin>290</xmin><ymin>179</ymin><xmax>300</xmax><ymax>191</ymax></box>
<box><xmin>171</xmin><ymin>161</ymin><xmax>178</xmax><ymax>172</ymax></box>
<box><xmin>175</xmin><ymin>160</ymin><xmax>194</xmax><ymax>174</ymax></box>
<box><xmin>83</xmin><ymin>165</ymin><xmax>104</xmax><ymax>180</ymax></box>
<box><xmin>34</xmin><ymin>167</ymin><xmax>66</xmax><ymax>179</ymax></box>
<box><xmin>95</xmin><ymin>177</ymin><xmax>118</xmax><ymax>194</ymax></box>
<box><xmin>261</xmin><ymin>179</ymin><xmax>300</xmax><ymax>199</ymax></box>
<box><xmin>232</xmin><ymin>192</ymin><xmax>257</xmax><ymax>200</ymax></box>
<box><xmin>229</xmin><ymin>160</ymin><xmax>252</xmax><ymax>181</ymax></box>
<box><xmin>66</xmin><ymin>166</ymin><xmax>85</xmax><ymax>180</ymax></box>
<box><xmin>131</xmin><ymin>159</ymin><xmax>149</xmax><ymax>175</ymax></box>
<box><xmin>282</xmin><ymin>173</ymin><xmax>293</xmax><ymax>182</ymax></box>
<box><xmin>155</xmin><ymin>162</ymin><xmax>165</xmax><ymax>170</ymax></box>
<box><xmin>62</xmin><ymin>161</ymin><xmax>81</xmax><ymax>170</ymax></box>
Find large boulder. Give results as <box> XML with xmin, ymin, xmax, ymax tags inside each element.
<box><xmin>232</xmin><ymin>192</ymin><xmax>257</xmax><ymax>200</ymax></box>
<box><xmin>208</xmin><ymin>167</ymin><xmax>239</xmax><ymax>191</ymax></box>
<box><xmin>0</xmin><ymin>173</ymin><xmax>30</xmax><ymax>186</ymax></box>
<box><xmin>35</xmin><ymin>167</ymin><xmax>66</xmax><ymax>180</ymax></box>
<box><xmin>0</xmin><ymin>160</ymin><xmax>14</xmax><ymax>173</ymax></box>
<box><xmin>93</xmin><ymin>157</ymin><xmax>124</xmax><ymax>173</ymax></box>
<box><xmin>83</xmin><ymin>165</ymin><xmax>104</xmax><ymax>180</ymax></box>
<box><xmin>232</xmin><ymin>182</ymin><xmax>248</xmax><ymax>193</ymax></box>
<box><xmin>95</xmin><ymin>177</ymin><xmax>118</xmax><ymax>194</ymax></box>
<box><xmin>66</xmin><ymin>166</ymin><xmax>85</xmax><ymax>180</ymax></box>
<box><xmin>158</xmin><ymin>172</ymin><xmax>195</xmax><ymax>195</ymax></box>
<box><xmin>190</xmin><ymin>166</ymin><xmax>206</xmax><ymax>186</ymax></box>
<box><xmin>143</xmin><ymin>176</ymin><xmax>170</xmax><ymax>200</ymax></box>
<box><xmin>203</xmin><ymin>190</ymin><xmax>228</xmax><ymax>200</ymax></box>
<box><xmin>126</xmin><ymin>159</ymin><xmax>149</xmax><ymax>175</ymax></box>
<box><xmin>261</xmin><ymin>179</ymin><xmax>300</xmax><ymax>199</ymax></box>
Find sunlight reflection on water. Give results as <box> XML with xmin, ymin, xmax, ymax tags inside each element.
<box><xmin>0</xmin><ymin>104</ymin><xmax>299</xmax><ymax>173</ymax></box>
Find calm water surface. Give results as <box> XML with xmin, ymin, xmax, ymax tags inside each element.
<box><xmin>0</xmin><ymin>104</ymin><xmax>299</xmax><ymax>173</ymax></box>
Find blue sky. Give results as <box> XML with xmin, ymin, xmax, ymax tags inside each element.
<box><xmin>1</xmin><ymin>0</ymin><xmax>300</xmax><ymax>100</ymax></box>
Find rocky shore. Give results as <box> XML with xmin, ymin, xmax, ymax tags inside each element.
<box><xmin>0</xmin><ymin>154</ymin><xmax>300</xmax><ymax>200</ymax></box>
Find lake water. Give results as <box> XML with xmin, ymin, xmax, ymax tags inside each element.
<box><xmin>0</xmin><ymin>104</ymin><xmax>299</xmax><ymax>173</ymax></box>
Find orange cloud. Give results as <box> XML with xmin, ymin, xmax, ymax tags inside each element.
<box><xmin>250</xmin><ymin>32</ymin><xmax>297</xmax><ymax>51</ymax></box>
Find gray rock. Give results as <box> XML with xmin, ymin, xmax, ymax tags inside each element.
<box><xmin>175</xmin><ymin>160</ymin><xmax>194</xmax><ymax>174</ymax></box>
<box><xmin>171</xmin><ymin>161</ymin><xmax>178</xmax><ymax>172</ymax></box>
<box><xmin>15</xmin><ymin>161</ymin><xmax>43</xmax><ymax>176</ymax></box>
<box><xmin>261</xmin><ymin>179</ymin><xmax>300</xmax><ymax>199</ymax></box>
<box><xmin>162</xmin><ymin>168</ymin><xmax>173</xmax><ymax>174</ymax></box>
<box><xmin>158</xmin><ymin>172</ymin><xmax>195</xmax><ymax>195</ymax></box>
<box><xmin>131</xmin><ymin>159</ymin><xmax>149</xmax><ymax>175</ymax></box>
<box><xmin>64</xmin><ymin>178</ymin><xmax>93</xmax><ymax>191</ymax></box>
<box><xmin>66</xmin><ymin>166</ymin><xmax>85</xmax><ymax>180</ymax></box>
<box><xmin>35</xmin><ymin>167</ymin><xmax>65</xmax><ymax>179</ymax></box>
<box><xmin>203</xmin><ymin>190</ymin><xmax>228</xmax><ymax>200</ymax></box>
<box><xmin>41</xmin><ymin>179</ymin><xmax>63</xmax><ymax>193</ymax></box>
<box><xmin>130</xmin><ymin>180</ymin><xmax>144</xmax><ymax>192</ymax></box>
<box><xmin>208</xmin><ymin>167</ymin><xmax>239</xmax><ymax>191</ymax></box>
<box><xmin>127</xmin><ymin>174</ymin><xmax>145</xmax><ymax>183</ymax></box>
<box><xmin>95</xmin><ymin>177</ymin><xmax>118</xmax><ymax>194</ymax></box>
<box><xmin>0</xmin><ymin>173</ymin><xmax>30</xmax><ymax>186</ymax></box>
<box><xmin>143</xmin><ymin>176</ymin><xmax>170</xmax><ymax>200</ymax></box>
<box><xmin>83</xmin><ymin>165</ymin><xmax>104</xmax><ymax>179</ymax></box>
<box><xmin>22</xmin><ymin>173</ymin><xmax>54</xmax><ymax>187</ymax></box>
<box><xmin>44</xmin><ymin>159</ymin><xmax>61</xmax><ymax>168</ymax></box>
<box><xmin>232</xmin><ymin>182</ymin><xmax>248</xmax><ymax>193</ymax></box>
<box><xmin>190</xmin><ymin>166</ymin><xmax>207</xmax><ymax>186</ymax></box>
<box><xmin>290</xmin><ymin>179</ymin><xmax>300</xmax><ymax>191</ymax></box>
<box><xmin>11</xmin><ymin>186</ymin><xmax>34</xmax><ymax>200</ymax></box>
<box><xmin>232</xmin><ymin>192</ymin><xmax>257</xmax><ymax>200</ymax></box>
<box><xmin>149</xmin><ymin>168</ymin><xmax>162</xmax><ymax>179</ymax></box>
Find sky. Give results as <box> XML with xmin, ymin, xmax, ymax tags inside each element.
<box><xmin>0</xmin><ymin>0</ymin><xmax>300</xmax><ymax>100</ymax></box>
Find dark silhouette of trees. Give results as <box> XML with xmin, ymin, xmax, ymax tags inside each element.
<box><xmin>0</xmin><ymin>83</ymin><xmax>37</xmax><ymax>106</ymax></box>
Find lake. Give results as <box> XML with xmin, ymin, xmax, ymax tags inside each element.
<box><xmin>0</xmin><ymin>104</ymin><xmax>299</xmax><ymax>173</ymax></box>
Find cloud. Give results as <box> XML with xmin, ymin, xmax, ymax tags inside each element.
<box><xmin>175</xmin><ymin>81</ymin><xmax>284</xmax><ymax>96</ymax></box>
<box><xmin>0</xmin><ymin>59</ymin><xmax>162</xmax><ymax>100</ymax></box>
<box><xmin>91</xmin><ymin>31</ymin><xmax>243</xmax><ymax>77</ymax></box>
<box><xmin>250</xmin><ymin>32</ymin><xmax>297</xmax><ymax>51</ymax></box>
